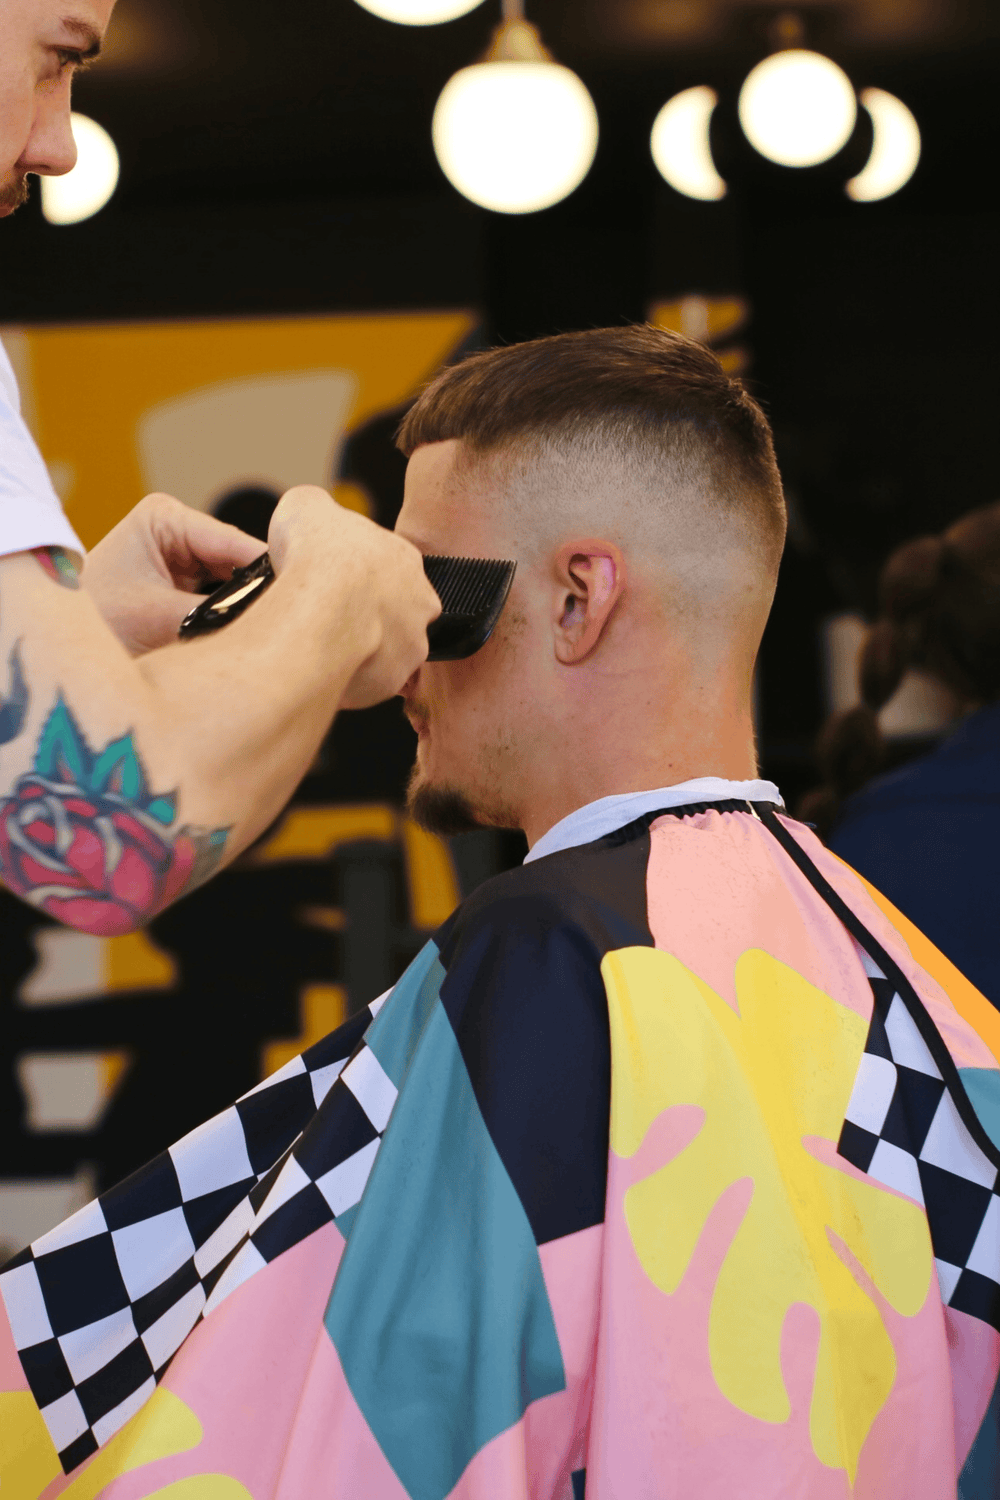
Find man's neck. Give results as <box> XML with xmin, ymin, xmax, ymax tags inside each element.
<box><xmin>517</xmin><ymin>716</ymin><xmax>759</xmax><ymax>850</ymax></box>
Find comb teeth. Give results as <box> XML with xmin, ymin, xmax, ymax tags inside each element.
<box><xmin>423</xmin><ymin>556</ymin><xmax>515</xmax><ymax>616</ymax></box>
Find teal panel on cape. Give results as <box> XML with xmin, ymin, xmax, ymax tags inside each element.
<box><xmin>956</xmin><ymin>1069</ymin><xmax>1000</xmax><ymax>1496</ymax></box>
<box><xmin>960</xmin><ymin>1068</ymin><xmax>1000</xmax><ymax>1153</ymax></box>
<box><xmin>366</xmin><ymin>943</ymin><xmax>446</xmax><ymax>1089</ymax></box>
<box><xmin>331</xmin><ymin>942</ymin><xmax>440</xmax><ymax>1246</ymax></box>
<box><xmin>324</xmin><ymin>999</ymin><xmax>566</xmax><ymax>1500</ymax></box>
<box><xmin>959</xmin><ymin>1368</ymin><xmax>1000</xmax><ymax>1500</ymax></box>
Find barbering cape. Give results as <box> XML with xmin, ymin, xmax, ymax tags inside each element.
<box><xmin>4</xmin><ymin>799</ymin><xmax>1000</xmax><ymax>1500</ymax></box>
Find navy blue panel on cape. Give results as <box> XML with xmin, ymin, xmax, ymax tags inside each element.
<box><xmin>435</xmin><ymin>821</ymin><xmax>655</xmax><ymax>1247</ymax></box>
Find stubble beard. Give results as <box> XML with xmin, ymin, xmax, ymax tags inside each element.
<box><xmin>406</xmin><ymin>769</ymin><xmax>485</xmax><ymax>837</ymax></box>
<box><xmin>405</xmin><ymin>749</ymin><xmax>521</xmax><ymax>839</ymax></box>
<box><xmin>0</xmin><ymin>174</ymin><xmax>30</xmax><ymax>215</ymax></box>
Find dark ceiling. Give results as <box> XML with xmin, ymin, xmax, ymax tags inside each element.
<box><xmin>3</xmin><ymin>0</ymin><xmax>999</xmax><ymax>797</ymax></box>
<box><xmin>65</xmin><ymin>0</ymin><xmax>1000</xmax><ymax>210</ymax></box>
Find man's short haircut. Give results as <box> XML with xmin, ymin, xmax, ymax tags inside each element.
<box><xmin>396</xmin><ymin>324</ymin><xmax>786</xmax><ymax>568</ymax></box>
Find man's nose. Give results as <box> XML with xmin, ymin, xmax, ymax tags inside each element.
<box><xmin>18</xmin><ymin>89</ymin><xmax>78</xmax><ymax>178</ymax></box>
<box><xmin>399</xmin><ymin>668</ymin><xmax>421</xmax><ymax>699</ymax></box>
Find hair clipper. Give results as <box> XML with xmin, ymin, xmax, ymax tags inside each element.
<box><xmin>179</xmin><ymin>551</ymin><xmax>516</xmax><ymax>661</ymax></box>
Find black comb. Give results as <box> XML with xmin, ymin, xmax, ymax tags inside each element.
<box><xmin>423</xmin><ymin>555</ymin><xmax>516</xmax><ymax>661</ymax></box>
<box><xmin>178</xmin><ymin>551</ymin><xmax>517</xmax><ymax>662</ymax></box>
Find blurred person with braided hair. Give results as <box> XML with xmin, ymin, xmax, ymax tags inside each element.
<box><xmin>802</xmin><ymin>501</ymin><xmax>1000</xmax><ymax>1007</ymax></box>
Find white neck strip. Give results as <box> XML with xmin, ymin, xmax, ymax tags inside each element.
<box><xmin>523</xmin><ymin>777</ymin><xmax>783</xmax><ymax>864</ymax></box>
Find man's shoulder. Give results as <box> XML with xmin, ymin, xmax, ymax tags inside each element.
<box><xmin>436</xmin><ymin>822</ymin><xmax>655</xmax><ymax>969</ymax></box>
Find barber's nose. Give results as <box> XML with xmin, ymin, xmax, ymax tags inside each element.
<box><xmin>19</xmin><ymin>91</ymin><xmax>78</xmax><ymax>178</ymax></box>
<box><xmin>399</xmin><ymin>668</ymin><xmax>421</xmax><ymax>698</ymax></box>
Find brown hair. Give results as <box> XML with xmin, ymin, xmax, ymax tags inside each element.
<box><xmin>800</xmin><ymin>500</ymin><xmax>1000</xmax><ymax>837</ymax></box>
<box><xmin>396</xmin><ymin>325</ymin><xmax>786</xmax><ymax>565</ymax></box>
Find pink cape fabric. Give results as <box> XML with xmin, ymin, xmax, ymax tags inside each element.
<box><xmin>3</xmin><ymin>809</ymin><xmax>999</xmax><ymax>1499</ymax></box>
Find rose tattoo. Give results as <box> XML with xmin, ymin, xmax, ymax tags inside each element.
<box><xmin>0</xmin><ymin>699</ymin><xmax>228</xmax><ymax>935</ymax></box>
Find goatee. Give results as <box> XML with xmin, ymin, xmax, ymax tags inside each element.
<box><xmin>406</xmin><ymin>770</ymin><xmax>484</xmax><ymax>837</ymax></box>
<box><xmin>0</xmin><ymin>175</ymin><xmax>30</xmax><ymax>215</ymax></box>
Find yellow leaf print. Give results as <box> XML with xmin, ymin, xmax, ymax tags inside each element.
<box><xmin>141</xmin><ymin>1479</ymin><xmax>252</xmax><ymax>1498</ymax></box>
<box><xmin>603</xmin><ymin>946</ymin><xmax>934</xmax><ymax>1481</ymax></box>
<box><xmin>0</xmin><ymin>1385</ymin><xmax>202</xmax><ymax>1500</ymax></box>
<box><xmin>0</xmin><ymin>1390</ymin><xmax>61</xmax><ymax>1497</ymax></box>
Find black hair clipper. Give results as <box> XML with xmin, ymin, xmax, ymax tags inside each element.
<box><xmin>178</xmin><ymin>552</ymin><xmax>275</xmax><ymax>637</ymax></box>
<box><xmin>179</xmin><ymin>551</ymin><xmax>516</xmax><ymax>662</ymax></box>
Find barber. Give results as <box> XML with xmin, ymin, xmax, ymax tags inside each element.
<box><xmin>0</xmin><ymin>0</ymin><xmax>439</xmax><ymax>935</ymax></box>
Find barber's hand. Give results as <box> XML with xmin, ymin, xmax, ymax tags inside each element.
<box><xmin>269</xmin><ymin>486</ymin><xmax>440</xmax><ymax>709</ymax></box>
<box><xmin>81</xmin><ymin>493</ymin><xmax>266</xmax><ymax>656</ymax></box>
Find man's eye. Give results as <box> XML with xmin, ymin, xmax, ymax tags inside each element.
<box><xmin>54</xmin><ymin>47</ymin><xmax>88</xmax><ymax>72</ymax></box>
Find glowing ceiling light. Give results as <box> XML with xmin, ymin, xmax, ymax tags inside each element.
<box><xmin>738</xmin><ymin>48</ymin><xmax>856</xmax><ymax>167</ymax></box>
<box><xmin>650</xmin><ymin>85</ymin><xmax>726</xmax><ymax>201</ymax></box>
<box><xmin>352</xmin><ymin>0</ymin><xmax>485</xmax><ymax>22</ymax></box>
<box><xmin>847</xmin><ymin>87</ymin><xmax>921</xmax><ymax>201</ymax></box>
<box><xmin>40</xmin><ymin>113</ymin><xmax>119</xmax><ymax>225</ymax></box>
<box><xmin>432</xmin><ymin>18</ymin><xmax>598</xmax><ymax>214</ymax></box>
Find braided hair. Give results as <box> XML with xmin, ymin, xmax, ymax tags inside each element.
<box><xmin>800</xmin><ymin>500</ymin><xmax>1000</xmax><ymax>838</ymax></box>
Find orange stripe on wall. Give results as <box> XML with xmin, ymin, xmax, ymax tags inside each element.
<box><xmin>841</xmin><ymin>862</ymin><xmax>1000</xmax><ymax>1070</ymax></box>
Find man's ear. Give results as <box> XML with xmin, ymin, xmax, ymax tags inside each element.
<box><xmin>552</xmin><ymin>540</ymin><xmax>626</xmax><ymax>665</ymax></box>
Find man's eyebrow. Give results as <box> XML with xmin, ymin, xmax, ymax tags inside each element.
<box><xmin>57</xmin><ymin>16</ymin><xmax>103</xmax><ymax>59</ymax></box>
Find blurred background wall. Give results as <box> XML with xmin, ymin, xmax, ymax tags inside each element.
<box><xmin>0</xmin><ymin>0</ymin><xmax>997</xmax><ymax>1255</ymax></box>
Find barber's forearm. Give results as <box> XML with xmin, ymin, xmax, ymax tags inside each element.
<box><xmin>0</xmin><ymin>552</ymin><xmax>373</xmax><ymax>934</ymax></box>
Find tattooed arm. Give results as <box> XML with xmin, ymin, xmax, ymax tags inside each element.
<box><xmin>31</xmin><ymin>545</ymin><xmax>80</xmax><ymax>590</ymax></box>
<box><xmin>0</xmin><ymin>487</ymin><xmax>438</xmax><ymax>934</ymax></box>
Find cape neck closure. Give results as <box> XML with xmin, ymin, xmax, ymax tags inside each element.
<box><xmin>523</xmin><ymin>776</ymin><xmax>783</xmax><ymax>864</ymax></box>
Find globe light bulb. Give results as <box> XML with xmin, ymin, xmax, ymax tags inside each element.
<box><xmin>40</xmin><ymin>113</ymin><xmax>119</xmax><ymax>225</ymax></box>
<box><xmin>432</xmin><ymin>21</ymin><xmax>598</xmax><ymax>214</ymax></box>
<box><xmin>738</xmin><ymin>48</ymin><xmax>857</xmax><ymax>167</ymax></box>
<box><xmin>847</xmin><ymin>87</ymin><xmax>921</xmax><ymax>202</ymax></box>
<box><xmin>650</xmin><ymin>86</ymin><xmax>726</xmax><ymax>201</ymax></box>
<box><xmin>352</xmin><ymin>0</ymin><xmax>485</xmax><ymax>22</ymax></box>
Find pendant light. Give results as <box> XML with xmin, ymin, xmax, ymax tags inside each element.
<box><xmin>432</xmin><ymin>0</ymin><xmax>598</xmax><ymax>214</ymax></box>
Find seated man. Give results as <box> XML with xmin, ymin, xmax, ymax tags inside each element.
<box><xmin>3</xmin><ymin>326</ymin><xmax>1000</xmax><ymax>1499</ymax></box>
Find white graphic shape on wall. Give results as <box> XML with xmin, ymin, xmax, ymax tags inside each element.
<box><xmin>136</xmin><ymin>370</ymin><xmax>358</xmax><ymax>514</ymax></box>
<box><xmin>17</xmin><ymin>1056</ymin><xmax>117</xmax><ymax>1131</ymax></box>
<box><xmin>19</xmin><ymin>930</ymin><xmax>106</xmax><ymax>1005</ymax></box>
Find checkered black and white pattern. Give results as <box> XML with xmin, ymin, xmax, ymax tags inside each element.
<box><xmin>839</xmin><ymin>950</ymin><xmax>1000</xmax><ymax>1332</ymax></box>
<box><xmin>0</xmin><ymin>992</ymin><xmax>395</xmax><ymax>1474</ymax></box>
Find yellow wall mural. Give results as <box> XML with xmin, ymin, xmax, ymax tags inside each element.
<box><xmin>0</xmin><ymin>309</ymin><xmax>480</xmax><ymax>1264</ymax></box>
<box><xmin>2</xmin><ymin>310</ymin><xmax>475</xmax><ymax>546</ymax></box>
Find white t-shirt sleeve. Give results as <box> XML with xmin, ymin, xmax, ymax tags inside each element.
<box><xmin>0</xmin><ymin>337</ymin><xmax>84</xmax><ymax>561</ymax></box>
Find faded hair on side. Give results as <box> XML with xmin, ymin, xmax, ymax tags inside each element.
<box><xmin>395</xmin><ymin>324</ymin><xmax>786</xmax><ymax>566</ymax></box>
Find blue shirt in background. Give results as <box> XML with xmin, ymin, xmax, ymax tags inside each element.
<box><xmin>829</xmin><ymin>700</ymin><xmax>1000</xmax><ymax>1010</ymax></box>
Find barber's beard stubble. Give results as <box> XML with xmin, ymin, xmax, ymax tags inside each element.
<box><xmin>0</xmin><ymin>174</ymin><xmax>30</xmax><ymax>214</ymax></box>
